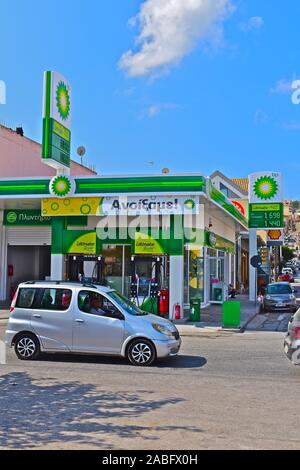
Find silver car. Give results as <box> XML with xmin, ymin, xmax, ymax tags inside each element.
<box><xmin>5</xmin><ymin>281</ymin><xmax>181</xmax><ymax>367</ymax></box>
<box><xmin>262</xmin><ymin>282</ymin><xmax>297</xmax><ymax>314</ymax></box>
<box><xmin>284</xmin><ymin>309</ymin><xmax>300</xmax><ymax>365</ymax></box>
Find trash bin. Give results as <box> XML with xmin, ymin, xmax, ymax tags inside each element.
<box><xmin>190</xmin><ymin>297</ymin><xmax>201</xmax><ymax>322</ymax></box>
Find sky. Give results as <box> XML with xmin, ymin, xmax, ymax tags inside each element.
<box><xmin>0</xmin><ymin>0</ymin><xmax>299</xmax><ymax>198</ymax></box>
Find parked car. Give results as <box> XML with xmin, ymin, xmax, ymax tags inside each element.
<box><xmin>284</xmin><ymin>309</ymin><xmax>300</xmax><ymax>365</ymax></box>
<box><xmin>262</xmin><ymin>282</ymin><xmax>297</xmax><ymax>314</ymax></box>
<box><xmin>5</xmin><ymin>281</ymin><xmax>181</xmax><ymax>366</ymax></box>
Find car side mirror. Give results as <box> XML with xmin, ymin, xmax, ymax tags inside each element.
<box><xmin>105</xmin><ymin>308</ymin><xmax>124</xmax><ymax>321</ymax></box>
<box><xmin>114</xmin><ymin>310</ymin><xmax>125</xmax><ymax>321</ymax></box>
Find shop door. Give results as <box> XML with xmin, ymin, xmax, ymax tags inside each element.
<box><xmin>209</xmin><ymin>256</ymin><xmax>225</xmax><ymax>303</ymax></box>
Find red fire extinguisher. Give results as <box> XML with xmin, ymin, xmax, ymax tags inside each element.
<box><xmin>174</xmin><ymin>303</ymin><xmax>181</xmax><ymax>321</ymax></box>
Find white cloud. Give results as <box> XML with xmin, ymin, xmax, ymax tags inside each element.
<box><xmin>143</xmin><ymin>102</ymin><xmax>179</xmax><ymax>118</ymax></box>
<box><xmin>240</xmin><ymin>16</ymin><xmax>264</xmax><ymax>32</ymax></box>
<box><xmin>270</xmin><ymin>78</ymin><xmax>295</xmax><ymax>95</ymax></box>
<box><xmin>119</xmin><ymin>0</ymin><xmax>234</xmax><ymax>78</ymax></box>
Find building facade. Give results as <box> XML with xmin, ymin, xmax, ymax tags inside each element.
<box><xmin>0</xmin><ymin>173</ymin><xmax>248</xmax><ymax>319</ymax></box>
<box><xmin>0</xmin><ymin>125</ymin><xmax>249</xmax><ymax>317</ymax></box>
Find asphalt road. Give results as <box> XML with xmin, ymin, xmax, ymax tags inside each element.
<box><xmin>1</xmin><ymin>320</ymin><xmax>300</xmax><ymax>450</ymax></box>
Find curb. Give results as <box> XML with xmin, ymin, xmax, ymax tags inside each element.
<box><xmin>239</xmin><ymin>311</ymin><xmax>260</xmax><ymax>333</ymax></box>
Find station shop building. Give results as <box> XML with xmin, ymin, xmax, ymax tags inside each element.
<box><xmin>0</xmin><ymin>126</ymin><xmax>248</xmax><ymax>318</ymax></box>
<box><xmin>0</xmin><ymin>173</ymin><xmax>248</xmax><ymax>318</ymax></box>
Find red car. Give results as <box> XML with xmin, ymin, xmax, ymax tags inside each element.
<box><xmin>278</xmin><ymin>273</ymin><xmax>294</xmax><ymax>283</ymax></box>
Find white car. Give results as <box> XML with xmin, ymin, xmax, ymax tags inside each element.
<box><xmin>282</xmin><ymin>268</ymin><xmax>293</xmax><ymax>276</ymax></box>
<box><xmin>6</xmin><ymin>281</ymin><xmax>181</xmax><ymax>366</ymax></box>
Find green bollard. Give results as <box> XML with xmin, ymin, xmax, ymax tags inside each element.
<box><xmin>222</xmin><ymin>301</ymin><xmax>241</xmax><ymax>328</ymax></box>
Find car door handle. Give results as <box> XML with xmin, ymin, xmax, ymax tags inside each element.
<box><xmin>33</xmin><ymin>314</ymin><xmax>42</xmax><ymax>318</ymax></box>
<box><xmin>75</xmin><ymin>319</ymin><xmax>85</xmax><ymax>324</ymax></box>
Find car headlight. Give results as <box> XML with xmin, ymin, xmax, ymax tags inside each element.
<box><xmin>290</xmin><ymin>294</ymin><xmax>295</xmax><ymax>300</ymax></box>
<box><xmin>266</xmin><ymin>295</ymin><xmax>271</xmax><ymax>300</ymax></box>
<box><xmin>152</xmin><ymin>323</ymin><xmax>174</xmax><ymax>337</ymax></box>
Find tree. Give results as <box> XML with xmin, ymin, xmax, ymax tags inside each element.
<box><xmin>282</xmin><ymin>246</ymin><xmax>294</xmax><ymax>263</ymax></box>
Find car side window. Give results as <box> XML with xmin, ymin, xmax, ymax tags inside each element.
<box><xmin>37</xmin><ymin>289</ymin><xmax>72</xmax><ymax>311</ymax></box>
<box><xmin>16</xmin><ymin>288</ymin><xmax>40</xmax><ymax>309</ymax></box>
<box><xmin>78</xmin><ymin>290</ymin><xmax>94</xmax><ymax>313</ymax></box>
<box><xmin>78</xmin><ymin>290</ymin><xmax>123</xmax><ymax>319</ymax></box>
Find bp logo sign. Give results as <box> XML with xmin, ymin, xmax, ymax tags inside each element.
<box><xmin>56</xmin><ymin>81</ymin><xmax>70</xmax><ymax>121</ymax></box>
<box><xmin>6</xmin><ymin>211</ymin><xmax>17</xmax><ymax>224</ymax></box>
<box><xmin>253</xmin><ymin>176</ymin><xmax>278</xmax><ymax>201</ymax></box>
<box><xmin>50</xmin><ymin>175</ymin><xmax>74</xmax><ymax>198</ymax></box>
<box><xmin>249</xmin><ymin>172</ymin><xmax>282</xmax><ymax>204</ymax></box>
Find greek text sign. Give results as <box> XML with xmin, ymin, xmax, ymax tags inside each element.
<box><xmin>101</xmin><ymin>196</ymin><xmax>199</xmax><ymax>215</ymax></box>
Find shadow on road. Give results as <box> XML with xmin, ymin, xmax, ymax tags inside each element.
<box><xmin>158</xmin><ymin>355</ymin><xmax>207</xmax><ymax>369</ymax></box>
<box><xmin>33</xmin><ymin>353</ymin><xmax>207</xmax><ymax>369</ymax></box>
<box><xmin>0</xmin><ymin>372</ymin><xmax>203</xmax><ymax>449</ymax></box>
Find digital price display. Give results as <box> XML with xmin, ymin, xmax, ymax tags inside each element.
<box><xmin>249</xmin><ymin>203</ymin><xmax>284</xmax><ymax>229</ymax></box>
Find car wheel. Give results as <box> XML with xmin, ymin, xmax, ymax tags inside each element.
<box><xmin>14</xmin><ymin>333</ymin><xmax>40</xmax><ymax>361</ymax></box>
<box><xmin>127</xmin><ymin>339</ymin><xmax>156</xmax><ymax>367</ymax></box>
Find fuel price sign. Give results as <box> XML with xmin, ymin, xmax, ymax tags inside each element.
<box><xmin>249</xmin><ymin>203</ymin><xmax>284</xmax><ymax>229</ymax></box>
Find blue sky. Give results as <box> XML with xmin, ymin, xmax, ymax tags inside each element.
<box><xmin>0</xmin><ymin>0</ymin><xmax>299</xmax><ymax>198</ymax></box>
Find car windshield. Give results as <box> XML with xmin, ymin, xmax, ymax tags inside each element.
<box><xmin>106</xmin><ymin>291</ymin><xmax>149</xmax><ymax>316</ymax></box>
<box><xmin>267</xmin><ymin>284</ymin><xmax>292</xmax><ymax>295</ymax></box>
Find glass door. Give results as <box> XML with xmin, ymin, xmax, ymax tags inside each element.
<box><xmin>102</xmin><ymin>245</ymin><xmax>131</xmax><ymax>295</ymax></box>
<box><xmin>209</xmin><ymin>254</ymin><xmax>225</xmax><ymax>304</ymax></box>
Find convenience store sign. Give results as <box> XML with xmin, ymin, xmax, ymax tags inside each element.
<box><xmin>4</xmin><ymin>210</ymin><xmax>51</xmax><ymax>226</ymax></box>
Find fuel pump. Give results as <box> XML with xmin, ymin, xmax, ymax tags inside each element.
<box><xmin>130</xmin><ymin>256</ymin><xmax>168</xmax><ymax>315</ymax></box>
<box><xmin>67</xmin><ymin>256</ymin><xmax>104</xmax><ymax>284</ymax></box>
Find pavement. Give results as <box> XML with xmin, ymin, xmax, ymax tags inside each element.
<box><xmin>177</xmin><ymin>295</ymin><xmax>259</xmax><ymax>333</ymax></box>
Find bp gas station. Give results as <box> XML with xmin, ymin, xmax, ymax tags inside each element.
<box><xmin>0</xmin><ymin>71</ymin><xmax>284</xmax><ymax>321</ymax></box>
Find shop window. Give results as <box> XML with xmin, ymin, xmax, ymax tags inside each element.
<box><xmin>220</xmin><ymin>183</ymin><xmax>229</xmax><ymax>197</ymax></box>
<box><xmin>102</xmin><ymin>245</ymin><xmax>131</xmax><ymax>296</ymax></box>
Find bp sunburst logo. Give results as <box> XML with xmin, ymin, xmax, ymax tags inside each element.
<box><xmin>50</xmin><ymin>175</ymin><xmax>74</xmax><ymax>198</ymax></box>
<box><xmin>184</xmin><ymin>199</ymin><xmax>196</xmax><ymax>210</ymax></box>
<box><xmin>56</xmin><ymin>81</ymin><xmax>70</xmax><ymax>121</ymax></box>
<box><xmin>253</xmin><ymin>176</ymin><xmax>278</xmax><ymax>201</ymax></box>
